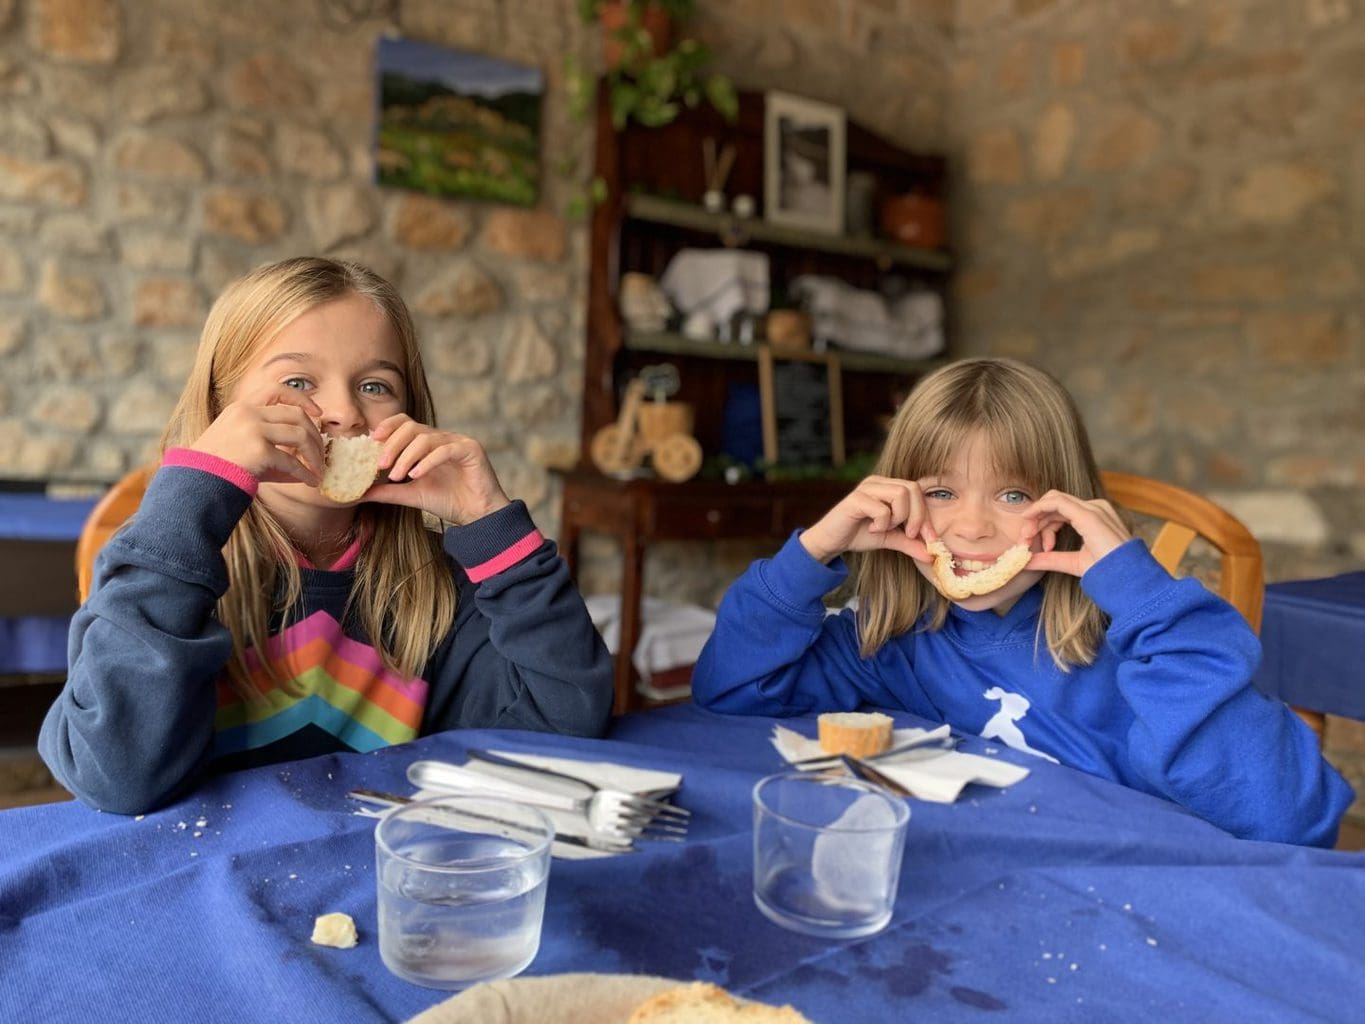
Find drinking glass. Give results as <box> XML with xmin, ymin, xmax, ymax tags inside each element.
<box><xmin>752</xmin><ymin>771</ymin><xmax>910</xmax><ymax>939</ymax></box>
<box><xmin>375</xmin><ymin>795</ymin><xmax>554</xmax><ymax>989</ymax></box>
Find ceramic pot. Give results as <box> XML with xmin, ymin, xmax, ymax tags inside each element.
<box><xmin>879</xmin><ymin>193</ymin><xmax>946</xmax><ymax>250</ymax></box>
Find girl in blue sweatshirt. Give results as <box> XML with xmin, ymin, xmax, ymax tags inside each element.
<box><xmin>692</xmin><ymin>357</ymin><xmax>1352</xmax><ymax>847</ymax></box>
<box><xmin>41</xmin><ymin>257</ymin><xmax>612</xmax><ymax>814</ymax></box>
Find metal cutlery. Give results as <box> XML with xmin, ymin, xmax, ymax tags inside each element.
<box><xmin>463</xmin><ymin>749</ymin><xmax>690</xmax><ymax>831</ymax></box>
<box><xmin>791</xmin><ymin>731</ymin><xmax>958</xmax><ymax>770</ymax></box>
<box><xmin>347</xmin><ymin>788</ymin><xmax>637</xmax><ymax>853</ymax></box>
<box><xmin>406</xmin><ymin>757</ymin><xmax>688</xmax><ymax>842</ymax></box>
<box><xmin>836</xmin><ymin>754</ymin><xmax>914</xmax><ymax>798</ymax></box>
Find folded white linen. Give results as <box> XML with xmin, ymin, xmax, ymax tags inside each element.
<box><xmin>770</xmin><ymin>724</ymin><xmax>1029</xmax><ymax>803</ymax></box>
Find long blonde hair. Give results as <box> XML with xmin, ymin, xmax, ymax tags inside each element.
<box><xmin>854</xmin><ymin>357</ymin><xmax>1107</xmax><ymax>669</ymax></box>
<box><xmin>161</xmin><ymin>257</ymin><xmax>456</xmax><ymax>701</ymax></box>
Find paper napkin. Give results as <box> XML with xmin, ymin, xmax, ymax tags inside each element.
<box><xmin>771</xmin><ymin>724</ymin><xmax>1029</xmax><ymax>804</ymax></box>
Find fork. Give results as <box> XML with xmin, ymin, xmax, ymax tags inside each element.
<box><xmin>462</xmin><ymin>749</ymin><xmax>690</xmax><ymax>839</ymax></box>
<box><xmin>347</xmin><ymin>788</ymin><xmax>637</xmax><ymax>853</ymax></box>
<box><xmin>406</xmin><ymin>758</ymin><xmax>688</xmax><ymax>842</ymax></box>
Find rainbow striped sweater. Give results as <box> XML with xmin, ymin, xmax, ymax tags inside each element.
<box><xmin>39</xmin><ymin>459</ymin><xmax>613</xmax><ymax>814</ymax></box>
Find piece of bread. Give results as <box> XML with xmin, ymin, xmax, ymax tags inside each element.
<box><xmin>319</xmin><ymin>435</ymin><xmax>382</xmax><ymax>502</ymax></box>
<box><xmin>627</xmin><ymin>981</ymin><xmax>812</xmax><ymax>1023</ymax></box>
<box><xmin>926</xmin><ymin>539</ymin><xmax>1031</xmax><ymax>600</ymax></box>
<box><xmin>309</xmin><ymin>911</ymin><xmax>358</xmax><ymax>948</ymax></box>
<box><xmin>817</xmin><ymin>711</ymin><xmax>893</xmax><ymax>758</ymax></box>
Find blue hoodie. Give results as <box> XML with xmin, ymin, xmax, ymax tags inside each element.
<box><xmin>693</xmin><ymin>533</ymin><xmax>1353</xmax><ymax>847</ymax></box>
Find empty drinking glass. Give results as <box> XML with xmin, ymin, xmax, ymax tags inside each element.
<box><xmin>375</xmin><ymin>795</ymin><xmax>554</xmax><ymax>989</ymax></box>
<box><xmin>752</xmin><ymin>771</ymin><xmax>910</xmax><ymax>939</ymax></box>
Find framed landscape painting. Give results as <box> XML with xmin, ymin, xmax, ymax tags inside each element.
<box><xmin>374</xmin><ymin>37</ymin><xmax>542</xmax><ymax>206</ymax></box>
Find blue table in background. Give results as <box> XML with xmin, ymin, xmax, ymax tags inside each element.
<box><xmin>0</xmin><ymin>704</ymin><xmax>1360</xmax><ymax>1023</ymax></box>
<box><xmin>1253</xmin><ymin>572</ymin><xmax>1365</xmax><ymax>722</ymax></box>
<box><xmin>0</xmin><ymin>490</ymin><xmax>98</xmax><ymax>675</ymax></box>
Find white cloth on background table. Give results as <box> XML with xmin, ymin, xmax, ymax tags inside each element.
<box><xmin>584</xmin><ymin>594</ymin><xmax>716</xmax><ymax>682</ymax></box>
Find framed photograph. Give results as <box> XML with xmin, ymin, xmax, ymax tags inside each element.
<box><xmin>374</xmin><ymin>37</ymin><xmax>543</xmax><ymax>206</ymax></box>
<box><xmin>763</xmin><ymin>91</ymin><xmax>846</xmax><ymax>235</ymax></box>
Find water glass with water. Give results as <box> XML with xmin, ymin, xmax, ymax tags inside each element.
<box><xmin>752</xmin><ymin>770</ymin><xmax>910</xmax><ymax>939</ymax></box>
<box><xmin>375</xmin><ymin>794</ymin><xmax>554</xmax><ymax>989</ymax></box>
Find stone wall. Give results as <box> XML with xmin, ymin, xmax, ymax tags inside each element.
<box><xmin>949</xmin><ymin>0</ymin><xmax>1365</xmax><ymax>585</ymax></box>
<box><xmin>0</xmin><ymin>0</ymin><xmax>600</xmax><ymax>528</ymax></box>
<box><xmin>948</xmin><ymin>0</ymin><xmax>1365</xmax><ymax>811</ymax></box>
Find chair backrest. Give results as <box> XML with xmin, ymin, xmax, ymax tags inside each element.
<box><xmin>1100</xmin><ymin>469</ymin><xmax>1324</xmax><ymax>740</ymax></box>
<box><xmin>75</xmin><ymin>464</ymin><xmax>154</xmax><ymax>603</ymax></box>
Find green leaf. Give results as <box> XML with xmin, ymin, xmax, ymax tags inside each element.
<box><xmin>705</xmin><ymin>74</ymin><xmax>738</xmax><ymax>121</ymax></box>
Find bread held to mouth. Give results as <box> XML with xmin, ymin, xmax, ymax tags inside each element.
<box><xmin>818</xmin><ymin>710</ymin><xmax>893</xmax><ymax>758</ymax></box>
<box><xmin>319</xmin><ymin>435</ymin><xmax>383</xmax><ymax>502</ymax></box>
<box><xmin>926</xmin><ymin>539</ymin><xmax>1032</xmax><ymax>600</ymax></box>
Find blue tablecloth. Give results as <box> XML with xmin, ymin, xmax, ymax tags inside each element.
<box><xmin>1253</xmin><ymin>572</ymin><xmax>1365</xmax><ymax>721</ymax></box>
<box><xmin>0</xmin><ymin>492</ymin><xmax>97</xmax><ymax>674</ymax></box>
<box><xmin>1</xmin><ymin>704</ymin><xmax>1361</xmax><ymax>1024</ymax></box>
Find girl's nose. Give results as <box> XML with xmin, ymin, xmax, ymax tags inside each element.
<box><xmin>317</xmin><ymin>388</ymin><xmax>366</xmax><ymax>434</ymax></box>
<box><xmin>951</xmin><ymin>499</ymin><xmax>996</xmax><ymax>540</ymax></box>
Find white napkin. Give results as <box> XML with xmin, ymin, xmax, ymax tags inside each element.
<box><xmin>357</xmin><ymin>751</ymin><xmax>683</xmax><ymax>861</ymax></box>
<box><xmin>770</xmin><ymin>724</ymin><xmax>1029</xmax><ymax>803</ymax></box>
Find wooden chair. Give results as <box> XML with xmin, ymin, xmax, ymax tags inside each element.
<box><xmin>1100</xmin><ymin>470</ymin><xmax>1326</xmax><ymax>741</ymax></box>
<box><xmin>75</xmin><ymin>464</ymin><xmax>154</xmax><ymax>603</ymax></box>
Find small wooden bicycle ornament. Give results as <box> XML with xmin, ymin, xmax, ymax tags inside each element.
<box><xmin>590</xmin><ymin>364</ymin><xmax>703</xmax><ymax>483</ymax></box>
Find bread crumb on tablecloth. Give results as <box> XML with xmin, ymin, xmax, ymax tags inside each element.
<box><xmin>310</xmin><ymin>912</ymin><xmax>359</xmax><ymax>949</ymax></box>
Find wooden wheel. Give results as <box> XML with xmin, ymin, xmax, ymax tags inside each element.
<box><xmin>651</xmin><ymin>433</ymin><xmax>702</xmax><ymax>482</ymax></box>
<box><xmin>590</xmin><ymin>424</ymin><xmax>641</xmax><ymax>475</ymax></box>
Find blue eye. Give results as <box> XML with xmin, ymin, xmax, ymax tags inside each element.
<box><xmin>1001</xmin><ymin>489</ymin><xmax>1031</xmax><ymax>505</ymax></box>
<box><xmin>282</xmin><ymin>377</ymin><xmax>311</xmax><ymax>391</ymax></box>
<box><xmin>924</xmin><ymin>488</ymin><xmax>953</xmax><ymax>501</ymax></box>
<box><xmin>359</xmin><ymin>381</ymin><xmax>390</xmax><ymax>396</ymax></box>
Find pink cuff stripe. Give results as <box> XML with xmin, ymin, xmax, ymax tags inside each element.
<box><xmin>465</xmin><ymin>530</ymin><xmax>545</xmax><ymax>583</ymax></box>
<box><xmin>163</xmin><ymin>447</ymin><xmax>259</xmax><ymax>497</ymax></box>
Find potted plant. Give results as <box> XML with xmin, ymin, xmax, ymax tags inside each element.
<box><xmin>569</xmin><ymin>0</ymin><xmax>738</xmax><ymax>131</ymax></box>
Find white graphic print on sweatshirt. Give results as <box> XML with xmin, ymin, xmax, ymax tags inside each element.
<box><xmin>981</xmin><ymin>686</ymin><xmax>1060</xmax><ymax>763</ymax></box>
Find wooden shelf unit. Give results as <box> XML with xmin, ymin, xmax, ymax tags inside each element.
<box><xmin>570</xmin><ymin>85</ymin><xmax>954</xmax><ymax>713</ymax></box>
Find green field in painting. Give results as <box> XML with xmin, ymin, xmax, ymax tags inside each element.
<box><xmin>377</xmin><ymin>74</ymin><xmax>540</xmax><ymax>205</ymax></box>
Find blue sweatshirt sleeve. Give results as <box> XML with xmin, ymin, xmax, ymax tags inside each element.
<box><xmin>1084</xmin><ymin>539</ymin><xmax>1354</xmax><ymax>847</ymax></box>
<box><xmin>38</xmin><ymin>466</ymin><xmax>248</xmax><ymax>814</ymax></box>
<box><xmin>691</xmin><ymin>532</ymin><xmax>937</xmax><ymax>718</ymax></box>
<box><xmin>420</xmin><ymin>500</ymin><xmax>612</xmax><ymax>739</ymax></box>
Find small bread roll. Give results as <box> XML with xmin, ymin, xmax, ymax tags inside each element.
<box><xmin>319</xmin><ymin>435</ymin><xmax>382</xmax><ymax>502</ymax></box>
<box><xmin>818</xmin><ymin>711</ymin><xmax>893</xmax><ymax>758</ymax></box>
<box><xmin>926</xmin><ymin>539</ymin><xmax>1031</xmax><ymax>600</ymax></box>
<box><xmin>628</xmin><ymin>981</ymin><xmax>811</xmax><ymax>1023</ymax></box>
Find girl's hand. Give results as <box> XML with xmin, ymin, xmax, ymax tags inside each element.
<box><xmin>799</xmin><ymin>475</ymin><xmax>933</xmax><ymax>564</ymax></box>
<box><xmin>365</xmin><ymin>415</ymin><xmax>510</xmax><ymax>524</ymax></box>
<box><xmin>191</xmin><ymin>388</ymin><xmax>325</xmax><ymax>486</ymax></box>
<box><xmin>1022</xmin><ymin>490</ymin><xmax>1131</xmax><ymax>577</ymax></box>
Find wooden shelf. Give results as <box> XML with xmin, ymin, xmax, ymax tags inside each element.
<box><xmin>624</xmin><ymin>193</ymin><xmax>954</xmax><ymax>274</ymax></box>
<box><xmin>623</xmin><ymin>329</ymin><xmax>949</xmax><ymax>376</ymax></box>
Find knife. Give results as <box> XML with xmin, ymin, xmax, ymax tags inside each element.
<box><xmin>347</xmin><ymin>788</ymin><xmax>636</xmax><ymax>853</ymax></box>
